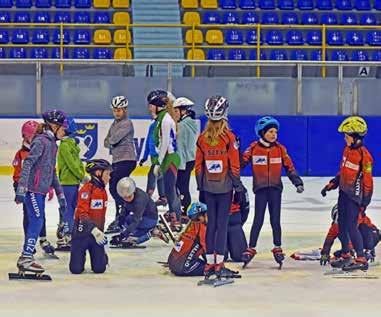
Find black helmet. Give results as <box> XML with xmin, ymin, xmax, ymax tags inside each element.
<box><xmin>42</xmin><ymin>110</ymin><xmax>68</xmax><ymax>127</ymax></box>
<box><xmin>147</xmin><ymin>89</ymin><xmax>168</xmax><ymax>107</ymax></box>
<box><xmin>85</xmin><ymin>159</ymin><xmax>112</xmax><ymax>175</ymax></box>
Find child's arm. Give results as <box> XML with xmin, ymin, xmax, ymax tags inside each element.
<box><xmin>227</xmin><ymin>132</ymin><xmax>243</xmax><ymax>191</ymax></box>
<box><xmin>157</xmin><ymin>115</ymin><xmax>172</xmax><ymax>166</ymax></box>
<box><xmin>280</xmin><ymin>145</ymin><xmax>303</xmax><ymax>188</ymax></box>
<box><xmin>59</xmin><ymin>141</ymin><xmax>85</xmax><ymax>182</ymax></box>
<box><xmin>321</xmin><ymin>223</ymin><xmax>339</xmax><ymax>256</ymax></box>
<box><xmin>120</xmin><ymin>196</ymin><xmax>148</xmax><ymax>237</ymax></box>
<box><xmin>104</xmin><ymin>127</ymin><xmax>111</xmax><ymax>149</ymax></box>
<box><xmin>240</xmin><ymin>144</ymin><xmax>253</xmax><ymax>168</ymax></box>
<box><xmin>108</xmin><ymin>120</ymin><xmax>133</xmax><ymax>147</ymax></box>
<box><xmin>361</xmin><ymin>150</ymin><xmax>373</xmax><ymax>208</ymax></box>
<box><xmin>12</xmin><ymin>150</ymin><xmax>22</xmax><ymax>191</ymax></box>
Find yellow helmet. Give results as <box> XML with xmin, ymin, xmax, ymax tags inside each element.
<box><xmin>338</xmin><ymin>116</ymin><xmax>367</xmax><ymax>136</ymax></box>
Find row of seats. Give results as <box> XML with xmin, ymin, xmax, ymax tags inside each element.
<box><xmin>186</xmin><ymin>29</ymin><xmax>381</xmax><ymax>45</ymax></box>
<box><xmin>0</xmin><ymin>46</ymin><xmax>132</xmax><ymax>58</ymax></box>
<box><xmin>0</xmin><ymin>28</ymin><xmax>131</xmax><ymax>44</ymax></box>
<box><xmin>0</xmin><ymin>11</ymin><xmax>131</xmax><ymax>24</ymax></box>
<box><xmin>188</xmin><ymin>47</ymin><xmax>381</xmax><ymax>60</ymax></box>
<box><xmin>0</xmin><ymin>0</ymin><xmax>129</xmax><ymax>8</ymax></box>
<box><xmin>184</xmin><ymin>11</ymin><xmax>379</xmax><ymax>24</ymax></box>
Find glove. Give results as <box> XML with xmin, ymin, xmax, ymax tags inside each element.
<box><xmin>47</xmin><ymin>187</ymin><xmax>54</xmax><ymax>201</ymax></box>
<box><xmin>139</xmin><ymin>158</ymin><xmax>146</xmax><ymax>167</ymax></box>
<box><xmin>15</xmin><ymin>194</ymin><xmax>25</xmax><ymax>205</ymax></box>
<box><xmin>81</xmin><ymin>175</ymin><xmax>91</xmax><ymax>184</ymax></box>
<box><xmin>321</xmin><ymin>186</ymin><xmax>329</xmax><ymax>197</ymax></box>
<box><xmin>110</xmin><ymin>234</ymin><xmax>122</xmax><ymax>246</ymax></box>
<box><xmin>91</xmin><ymin>227</ymin><xmax>108</xmax><ymax>246</ymax></box>
<box><xmin>320</xmin><ymin>253</ymin><xmax>330</xmax><ymax>266</ymax></box>
<box><xmin>233</xmin><ymin>190</ymin><xmax>242</xmax><ymax>204</ymax></box>
<box><xmin>153</xmin><ymin>165</ymin><xmax>161</xmax><ymax>177</ymax></box>
<box><xmin>296</xmin><ymin>185</ymin><xmax>304</xmax><ymax>194</ymax></box>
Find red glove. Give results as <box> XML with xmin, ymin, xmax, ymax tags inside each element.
<box><xmin>47</xmin><ymin>187</ymin><xmax>54</xmax><ymax>201</ymax></box>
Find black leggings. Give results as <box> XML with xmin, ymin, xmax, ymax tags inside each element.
<box><xmin>177</xmin><ymin>160</ymin><xmax>195</xmax><ymax>213</ymax></box>
<box><xmin>249</xmin><ymin>187</ymin><xmax>282</xmax><ymax>248</ymax></box>
<box><xmin>109</xmin><ymin>160</ymin><xmax>137</xmax><ymax>217</ymax></box>
<box><xmin>164</xmin><ymin>163</ymin><xmax>182</xmax><ymax>220</ymax></box>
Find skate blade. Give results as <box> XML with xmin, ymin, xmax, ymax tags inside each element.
<box><xmin>110</xmin><ymin>245</ymin><xmax>146</xmax><ymax>249</ymax></box>
<box><xmin>324</xmin><ymin>269</ymin><xmax>345</xmax><ymax>276</ymax></box>
<box><xmin>9</xmin><ymin>272</ymin><xmax>52</xmax><ymax>281</ymax></box>
<box><xmin>55</xmin><ymin>246</ymin><xmax>71</xmax><ymax>252</ymax></box>
<box><xmin>197</xmin><ymin>278</ymin><xmax>216</xmax><ymax>286</ymax></box>
<box><xmin>332</xmin><ymin>272</ymin><xmax>378</xmax><ymax>279</ymax></box>
<box><xmin>44</xmin><ymin>253</ymin><xmax>59</xmax><ymax>260</ymax></box>
<box><xmin>213</xmin><ymin>279</ymin><xmax>235</xmax><ymax>287</ymax></box>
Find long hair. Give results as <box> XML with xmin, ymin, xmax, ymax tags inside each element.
<box><xmin>36</xmin><ymin>123</ymin><xmax>48</xmax><ymax>135</ymax></box>
<box><xmin>202</xmin><ymin>119</ymin><xmax>229</xmax><ymax>146</ymax></box>
<box><xmin>165</xmin><ymin>97</ymin><xmax>178</xmax><ymax>132</ymax></box>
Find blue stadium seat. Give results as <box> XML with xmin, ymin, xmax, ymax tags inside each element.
<box><xmin>207</xmin><ymin>49</ymin><xmax>226</xmax><ymax>60</ymax></box>
<box><xmin>259</xmin><ymin>0</ymin><xmax>276</xmax><ymax>9</ymax></box>
<box><xmin>36</xmin><ymin>0</ymin><xmax>52</xmax><ymax>7</ymax></box>
<box><xmin>225</xmin><ymin>30</ymin><xmax>243</xmax><ymax>44</ymax></box>
<box><xmin>32</xmin><ymin>29</ymin><xmax>50</xmax><ymax>44</ymax></box>
<box><xmin>0</xmin><ymin>0</ymin><xmax>12</xmax><ymax>8</ymax></box>
<box><xmin>249</xmin><ymin>50</ymin><xmax>266</xmax><ymax>60</ymax></box>
<box><xmin>94</xmin><ymin>12</ymin><xmax>111</xmax><ymax>24</ymax></box>
<box><xmin>34</xmin><ymin>12</ymin><xmax>51</xmax><ymax>23</ymax></box>
<box><xmin>282</xmin><ymin>12</ymin><xmax>298</xmax><ymax>24</ymax></box>
<box><xmin>311</xmin><ymin>50</ymin><xmax>322</xmax><ymax>61</ymax></box>
<box><xmin>360</xmin><ymin>14</ymin><xmax>377</xmax><ymax>25</ymax></box>
<box><xmin>341</xmin><ymin>13</ymin><xmax>357</xmax><ymax>25</ymax></box>
<box><xmin>346</xmin><ymin>31</ymin><xmax>364</xmax><ymax>45</ymax></box>
<box><xmin>278</xmin><ymin>0</ymin><xmax>294</xmax><ymax>9</ymax></box>
<box><xmin>335</xmin><ymin>0</ymin><xmax>353</xmax><ymax>10</ymax></box>
<box><xmin>266</xmin><ymin>30</ymin><xmax>283</xmax><ymax>45</ymax></box>
<box><xmin>355</xmin><ymin>0</ymin><xmax>371</xmax><ymax>10</ymax></box>
<box><xmin>367</xmin><ymin>31</ymin><xmax>381</xmax><ymax>45</ymax></box>
<box><xmin>12</xmin><ymin>29</ymin><xmax>29</xmax><ymax>44</ymax></box>
<box><xmin>297</xmin><ymin>0</ymin><xmax>314</xmax><ymax>9</ymax></box>
<box><xmin>239</xmin><ymin>0</ymin><xmax>256</xmax><ymax>9</ymax></box>
<box><xmin>14</xmin><ymin>12</ymin><xmax>31</xmax><ymax>23</ymax></box>
<box><xmin>0</xmin><ymin>29</ymin><xmax>8</xmax><ymax>43</ymax></box>
<box><xmin>222</xmin><ymin>12</ymin><xmax>239</xmax><ymax>24</ymax></box>
<box><xmin>228</xmin><ymin>49</ymin><xmax>246</xmax><ymax>60</ymax></box>
<box><xmin>286</xmin><ymin>30</ymin><xmax>304</xmax><ymax>45</ymax></box>
<box><xmin>203</xmin><ymin>12</ymin><xmax>221</xmax><ymax>24</ymax></box>
<box><xmin>327</xmin><ymin>31</ymin><xmax>344</xmax><ymax>45</ymax></box>
<box><xmin>301</xmin><ymin>13</ymin><xmax>318</xmax><ymax>25</ymax></box>
<box><xmin>321</xmin><ymin>13</ymin><xmax>338</xmax><ymax>25</ymax></box>
<box><xmin>317</xmin><ymin>0</ymin><xmax>333</xmax><ymax>9</ymax></box>
<box><xmin>371</xmin><ymin>51</ymin><xmax>381</xmax><ymax>61</ymax></box>
<box><xmin>0</xmin><ymin>11</ymin><xmax>10</xmax><ymax>23</ymax></box>
<box><xmin>73</xmin><ymin>29</ymin><xmax>91</xmax><ymax>44</ymax></box>
<box><xmin>375</xmin><ymin>0</ymin><xmax>381</xmax><ymax>9</ymax></box>
<box><xmin>351</xmin><ymin>50</ymin><xmax>368</xmax><ymax>61</ymax></box>
<box><xmin>0</xmin><ymin>47</ymin><xmax>5</xmax><ymax>58</ymax></box>
<box><xmin>242</xmin><ymin>12</ymin><xmax>258</xmax><ymax>24</ymax></box>
<box><xmin>93</xmin><ymin>48</ymin><xmax>112</xmax><ymax>59</ymax></box>
<box><xmin>52</xmin><ymin>29</ymin><xmax>70</xmax><ymax>44</ymax></box>
<box><xmin>74</xmin><ymin>0</ymin><xmax>91</xmax><ymax>8</ymax></box>
<box><xmin>16</xmin><ymin>0</ymin><xmax>32</xmax><ymax>8</ymax></box>
<box><xmin>270</xmin><ymin>49</ymin><xmax>287</xmax><ymax>60</ymax></box>
<box><xmin>31</xmin><ymin>47</ymin><xmax>48</xmax><ymax>58</ymax></box>
<box><xmin>54</xmin><ymin>11</ymin><xmax>71</xmax><ymax>23</ymax></box>
<box><xmin>261</xmin><ymin>12</ymin><xmax>279</xmax><ymax>24</ymax></box>
<box><xmin>331</xmin><ymin>50</ymin><xmax>348</xmax><ymax>61</ymax></box>
<box><xmin>246</xmin><ymin>30</ymin><xmax>263</xmax><ymax>44</ymax></box>
<box><xmin>72</xmin><ymin>48</ymin><xmax>90</xmax><ymax>59</ymax></box>
<box><xmin>219</xmin><ymin>0</ymin><xmax>237</xmax><ymax>9</ymax></box>
<box><xmin>10</xmin><ymin>47</ymin><xmax>27</xmax><ymax>58</ymax></box>
<box><xmin>306</xmin><ymin>31</ymin><xmax>322</xmax><ymax>45</ymax></box>
<box><xmin>55</xmin><ymin>0</ymin><xmax>71</xmax><ymax>8</ymax></box>
<box><xmin>74</xmin><ymin>11</ymin><xmax>91</xmax><ymax>24</ymax></box>
<box><xmin>51</xmin><ymin>47</ymin><xmax>69</xmax><ymax>59</ymax></box>
<box><xmin>290</xmin><ymin>49</ymin><xmax>307</xmax><ymax>60</ymax></box>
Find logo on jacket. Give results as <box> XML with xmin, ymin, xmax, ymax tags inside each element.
<box><xmin>253</xmin><ymin>156</ymin><xmax>267</xmax><ymax>165</ymax></box>
<box><xmin>74</xmin><ymin>123</ymin><xmax>98</xmax><ymax>160</ymax></box>
<box><xmin>91</xmin><ymin>199</ymin><xmax>103</xmax><ymax>209</ymax></box>
<box><xmin>206</xmin><ymin>160</ymin><xmax>223</xmax><ymax>173</ymax></box>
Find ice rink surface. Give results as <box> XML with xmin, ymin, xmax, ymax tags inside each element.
<box><xmin>0</xmin><ymin>175</ymin><xmax>380</xmax><ymax>317</ymax></box>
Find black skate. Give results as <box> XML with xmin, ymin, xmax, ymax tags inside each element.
<box><xmin>155</xmin><ymin>197</ymin><xmax>168</xmax><ymax>207</ymax></box>
<box><xmin>105</xmin><ymin>219</ymin><xmax>121</xmax><ymax>235</ymax></box>
<box><xmin>330</xmin><ymin>254</ymin><xmax>352</xmax><ymax>269</ymax></box>
<box><xmin>365</xmin><ymin>249</ymin><xmax>376</xmax><ymax>263</ymax></box>
<box><xmin>55</xmin><ymin>234</ymin><xmax>71</xmax><ymax>252</ymax></box>
<box><xmin>158</xmin><ymin>214</ymin><xmax>176</xmax><ymax>243</ymax></box>
<box><xmin>10</xmin><ymin>255</ymin><xmax>51</xmax><ymax>281</ymax></box>
<box><xmin>151</xmin><ymin>225</ymin><xmax>170</xmax><ymax>244</ymax></box>
<box><xmin>242</xmin><ymin>248</ymin><xmax>256</xmax><ymax>269</ymax></box>
<box><xmin>40</xmin><ymin>239</ymin><xmax>59</xmax><ymax>259</ymax></box>
<box><xmin>342</xmin><ymin>257</ymin><xmax>369</xmax><ymax>272</ymax></box>
<box><xmin>272</xmin><ymin>247</ymin><xmax>285</xmax><ymax>270</ymax></box>
<box><xmin>198</xmin><ymin>264</ymin><xmax>217</xmax><ymax>286</ymax></box>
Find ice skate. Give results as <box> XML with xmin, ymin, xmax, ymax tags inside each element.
<box><xmin>272</xmin><ymin>247</ymin><xmax>285</xmax><ymax>270</ymax></box>
<box><xmin>40</xmin><ymin>239</ymin><xmax>59</xmax><ymax>259</ymax></box>
<box><xmin>105</xmin><ymin>219</ymin><xmax>121</xmax><ymax>234</ymax></box>
<box><xmin>151</xmin><ymin>225</ymin><xmax>170</xmax><ymax>244</ymax></box>
<box><xmin>56</xmin><ymin>234</ymin><xmax>71</xmax><ymax>252</ymax></box>
<box><xmin>342</xmin><ymin>257</ymin><xmax>369</xmax><ymax>272</ymax></box>
<box><xmin>197</xmin><ymin>263</ymin><xmax>216</xmax><ymax>286</ymax></box>
<box><xmin>169</xmin><ymin>212</ymin><xmax>182</xmax><ymax>233</ymax></box>
<box><xmin>9</xmin><ymin>255</ymin><xmax>51</xmax><ymax>281</ymax></box>
<box><xmin>242</xmin><ymin>248</ymin><xmax>257</xmax><ymax>269</ymax></box>
<box><xmin>158</xmin><ymin>214</ymin><xmax>176</xmax><ymax>243</ymax></box>
<box><xmin>155</xmin><ymin>196</ymin><xmax>168</xmax><ymax>207</ymax></box>
<box><xmin>330</xmin><ymin>253</ymin><xmax>352</xmax><ymax>269</ymax></box>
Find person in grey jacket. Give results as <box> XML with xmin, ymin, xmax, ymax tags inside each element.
<box><xmin>173</xmin><ymin>97</ymin><xmax>199</xmax><ymax>213</ymax></box>
<box><xmin>104</xmin><ymin>96</ymin><xmax>137</xmax><ymax>233</ymax></box>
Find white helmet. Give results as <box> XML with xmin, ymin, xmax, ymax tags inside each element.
<box><xmin>204</xmin><ymin>96</ymin><xmax>229</xmax><ymax>121</ymax></box>
<box><xmin>110</xmin><ymin>96</ymin><xmax>128</xmax><ymax>109</ymax></box>
<box><xmin>117</xmin><ymin>177</ymin><xmax>136</xmax><ymax>198</ymax></box>
<box><xmin>173</xmin><ymin>97</ymin><xmax>195</xmax><ymax>109</ymax></box>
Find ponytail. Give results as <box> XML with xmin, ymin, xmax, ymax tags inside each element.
<box><xmin>36</xmin><ymin>123</ymin><xmax>47</xmax><ymax>135</ymax></box>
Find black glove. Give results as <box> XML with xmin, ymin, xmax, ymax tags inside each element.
<box><xmin>321</xmin><ymin>186</ymin><xmax>328</xmax><ymax>197</ymax></box>
<box><xmin>139</xmin><ymin>159</ymin><xmax>146</xmax><ymax>167</ymax></box>
<box><xmin>320</xmin><ymin>253</ymin><xmax>330</xmax><ymax>266</ymax></box>
<box><xmin>110</xmin><ymin>234</ymin><xmax>122</xmax><ymax>246</ymax></box>
<box><xmin>233</xmin><ymin>190</ymin><xmax>243</xmax><ymax>204</ymax></box>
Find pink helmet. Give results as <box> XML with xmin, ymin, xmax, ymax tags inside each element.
<box><xmin>22</xmin><ymin>120</ymin><xmax>39</xmax><ymax>141</ymax></box>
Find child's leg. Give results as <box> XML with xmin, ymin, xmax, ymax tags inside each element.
<box><xmin>39</xmin><ymin>217</ymin><xmax>46</xmax><ymax>238</ymax></box>
<box><xmin>22</xmin><ymin>203</ymin><xmax>28</xmax><ymax>239</ymax></box>
<box><xmin>176</xmin><ymin>161</ymin><xmax>195</xmax><ymax>213</ymax></box>
<box><xmin>204</xmin><ymin>192</ymin><xmax>218</xmax><ymax>256</ymax></box>
<box><xmin>268</xmin><ymin>188</ymin><xmax>282</xmax><ymax>247</ymax></box>
<box><xmin>88</xmin><ymin>239</ymin><xmax>107</xmax><ymax>274</ymax></box>
<box><xmin>69</xmin><ymin>236</ymin><xmax>88</xmax><ymax>274</ymax></box>
<box><xmin>146</xmin><ymin>164</ymin><xmax>156</xmax><ymax>195</ymax></box>
<box><xmin>338</xmin><ymin>191</ymin><xmax>350</xmax><ymax>254</ymax></box>
<box><xmin>182</xmin><ymin>258</ymin><xmax>206</xmax><ymax>276</ymax></box>
<box><xmin>215</xmin><ymin>192</ymin><xmax>233</xmax><ymax>259</ymax></box>
<box><xmin>163</xmin><ymin>163</ymin><xmax>182</xmax><ymax>221</ymax></box>
<box><xmin>249</xmin><ymin>188</ymin><xmax>268</xmax><ymax>248</ymax></box>
<box><xmin>157</xmin><ymin>174</ymin><xmax>166</xmax><ymax>198</ymax></box>
<box><xmin>130</xmin><ymin>217</ymin><xmax>158</xmax><ymax>244</ymax></box>
<box><xmin>346</xmin><ymin>198</ymin><xmax>365</xmax><ymax>258</ymax></box>
<box><xmin>63</xmin><ymin>185</ymin><xmax>79</xmax><ymax>232</ymax></box>
<box><xmin>359</xmin><ymin>224</ymin><xmax>374</xmax><ymax>250</ymax></box>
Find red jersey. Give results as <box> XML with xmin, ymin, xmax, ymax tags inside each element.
<box><xmin>241</xmin><ymin>140</ymin><xmax>303</xmax><ymax>193</ymax></box>
<box><xmin>12</xmin><ymin>146</ymin><xmax>29</xmax><ymax>183</ymax></box>
<box><xmin>195</xmin><ymin>129</ymin><xmax>241</xmax><ymax>194</ymax></box>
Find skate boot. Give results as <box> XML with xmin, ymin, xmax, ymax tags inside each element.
<box><xmin>215</xmin><ymin>263</ymin><xmax>241</xmax><ymax>279</ymax></box>
<box><xmin>56</xmin><ymin>234</ymin><xmax>71</xmax><ymax>252</ymax></box>
<box><xmin>105</xmin><ymin>219</ymin><xmax>121</xmax><ymax>234</ymax></box>
<box><xmin>169</xmin><ymin>212</ymin><xmax>182</xmax><ymax>232</ymax></box>
<box><xmin>342</xmin><ymin>256</ymin><xmax>369</xmax><ymax>272</ymax></box>
<box><xmin>203</xmin><ymin>263</ymin><xmax>216</xmax><ymax>280</ymax></box>
<box><xmin>242</xmin><ymin>247</ymin><xmax>257</xmax><ymax>268</ymax></box>
<box><xmin>155</xmin><ymin>196</ymin><xmax>168</xmax><ymax>207</ymax></box>
<box><xmin>17</xmin><ymin>255</ymin><xmax>44</xmax><ymax>275</ymax></box>
<box><xmin>365</xmin><ymin>249</ymin><xmax>375</xmax><ymax>263</ymax></box>
<box><xmin>39</xmin><ymin>239</ymin><xmax>58</xmax><ymax>258</ymax></box>
<box><xmin>151</xmin><ymin>226</ymin><xmax>170</xmax><ymax>244</ymax></box>
<box><xmin>272</xmin><ymin>247</ymin><xmax>285</xmax><ymax>269</ymax></box>
<box><xmin>330</xmin><ymin>252</ymin><xmax>352</xmax><ymax>269</ymax></box>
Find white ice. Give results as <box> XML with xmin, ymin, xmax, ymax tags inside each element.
<box><xmin>0</xmin><ymin>175</ymin><xmax>380</xmax><ymax>317</ymax></box>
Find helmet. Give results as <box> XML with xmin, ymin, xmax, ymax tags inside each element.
<box><xmin>42</xmin><ymin>110</ymin><xmax>68</xmax><ymax>128</ymax></box>
<box><xmin>204</xmin><ymin>96</ymin><xmax>229</xmax><ymax>121</ymax></box>
<box><xmin>147</xmin><ymin>89</ymin><xmax>168</xmax><ymax>107</ymax></box>
<box><xmin>85</xmin><ymin>159</ymin><xmax>112</xmax><ymax>175</ymax></box>
<box><xmin>65</xmin><ymin>118</ymin><xmax>77</xmax><ymax>136</ymax></box>
<box><xmin>117</xmin><ymin>177</ymin><xmax>136</xmax><ymax>198</ymax></box>
<box><xmin>255</xmin><ymin>116</ymin><xmax>280</xmax><ymax>138</ymax></box>
<box><xmin>21</xmin><ymin>120</ymin><xmax>39</xmax><ymax>141</ymax></box>
<box><xmin>187</xmin><ymin>202</ymin><xmax>207</xmax><ymax>220</ymax></box>
<box><xmin>110</xmin><ymin>96</ymin><xmax>128</xmax><ymax>109</ymax></box>
<box><xmin>331</xmin><ymin>204</ymin><xmax>338</xmax><ymax>223</ymax></box>
<box><xmin>173</xmin><ymin>97</ymin><xmax>195</xmax><ymax>109</ymax></box>
<box><xmin>338</xmin><ymin>116</ymin><xmax>367</xmax><ymax>137</ymax></box>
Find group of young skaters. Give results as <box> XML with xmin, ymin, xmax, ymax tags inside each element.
<box><xmin>12</xmin><ymin>89</ymin><xmax>377</xmax><ymax>279</ymax></box>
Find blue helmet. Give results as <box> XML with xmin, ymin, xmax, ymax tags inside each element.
<box><xmin>255</xmin><ymin>116</ymin><xmax>280</xmax><ymax>138</ymax></box>
<box><xmin>65</xmin><ymin>118</ymin><xmax>77</xmax><ymax>136</ymax></box>
<box><xmin>187</xmin><ymin>202</ymin><xmax>207</xmax><ymax>220</ymax></box>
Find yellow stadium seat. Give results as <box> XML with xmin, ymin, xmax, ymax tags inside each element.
<box><xmin>113</xmin><ymin>12</ymin><xmax>131</xmax><ymax>25</ymax></box>
<box><xmin>206</xmin><ymin>30</ymin><xmax>223</xmax><ymax>44</ymax></box>
<box><xmin>94</xmin><ymin>0</ymin><xmax>110</xmax><ymax>8</ymax></box>
<box><xmin>114</xmin><ymin>30</ymin><xmax>132</xmax><ymax>44</ymax></box>
<box><xmin>114</xmin><ymin>48</ymin><xmax>132</xmax><ymax>59</ymax></box>
<box><xmin>183</xmin><ymin>12</ymin><xmax>201</xmax><ymax>25</ymax></box>
<box><xmin>200</xmin><ymin>0</ymin><xmax>217</xmax><ymax>8</ymax></box>
<box><xmin>112</xmin><ymin>0</ymin><xmax>129</xmax><ymax>8</ymax></box>
<box><xmin>94</xmin><ymin>30</ymin><xmax>112</xmax><ymax>44</ymax></box>
<box><xmin>187</xmin><ymin>49</ymin><xmax>205</xmax><ymax>60</ymax></box>
<box><xmin>185</xmin><ymin>29</ymin><xmax>203</xmax><ymax>44</ymax></box>
<box><xmin>181</xmin><ymin>0</ymin><xmax>198</xmax><ymax>8</ymax></box>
